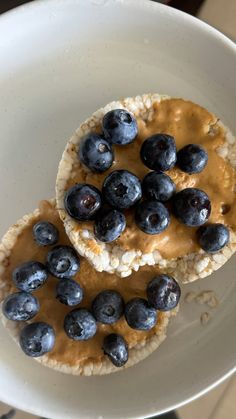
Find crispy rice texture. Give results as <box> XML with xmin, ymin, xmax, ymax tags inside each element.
<box><xmin>56</xmin><ymin>94</ymin><xmax>236</xmax><ymax>282</ymax></box>
<box><xmin>0</xmin><ymin>202</ymin><xmax>176</xmax><ymax>376</ymax></box>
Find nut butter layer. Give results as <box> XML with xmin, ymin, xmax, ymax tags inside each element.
<box><xmin>56</xmin><ymin>94</ymin><xmax>236</xmax><ymax>282</ymax></box>
<box><xmin>0</xmin><ymin>200</ymin><xmax>176</xmax><ymax>376</ymax></box>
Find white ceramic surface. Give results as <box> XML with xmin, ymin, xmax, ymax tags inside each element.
<box><xmin>0</xmin><ymin>1</ymin><xmax>236</xmax><ymax>418</ymax></box>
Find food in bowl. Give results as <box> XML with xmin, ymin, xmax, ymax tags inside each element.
<box><xmin>56</xmin><ymin>94</ymin><xmax>236</xmax><ymax>282</ymax></box>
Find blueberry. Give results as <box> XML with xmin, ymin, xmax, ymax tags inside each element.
<box><xmin>177</xmin><ymin>144</ymin><xmax>208</xmax><ymax>174</ymax></box>
<box><xmin>140</xmin><ymin>134</ymin><xmax>177</xmax><ymax>172</ymax></box>
<box><xmin>102</xmin><ymin>109</ymin><xmax>138</xmax><ymax>145</ymax></box>
<box><xmin>92</xmin><ymin>290</ymin><xmax>124</xmax><ymax>324</ymax></box>
<box><xmin>103</xmin><ymin>333</ymin><xmax>128</xmax><ymax>367</ymax></box>
<box><xmin>33</xmin><ymin>221</ymin><xmax>59</xmax><ymax>246</ymax></box>
<box><xmin>79</xmin><ymin>133</ymin><xmax>114</xmax><ymax>173</ymax></box>
<box><xmin>173</xmin><ymin>188</ymin><xmax>211</xmax><ymax>227</ymax></box>
<box><xmin>198</xmin><ymin>223</ymin><xmax>230</xmax><ymax>253</ymax></box>
<box><xmin>64</xmin><ymin>308</ymin><xmax>97</xmax><ymax>341</ymax></box>
<box><xmin>56</xmin><ymin>278</ymin><xmax>84</xmax><ymax>306</ymax></box>
<box><xmin>147</xmin><ymin>275</ymin><xmax>181</xmax><ymax>311</ymax></box>
<box><xmin>124</xmin><ymin>298</ymin><xmax>157</xmax><ymax>331</ymax></box>
<box><xmin>135</xmin><ymin>200</ymin><xmax>170</xmax><ymax>234</ymax></box>
<box><xmin>94</xmin><ymin>209</ymin><xmax>126</xmax><ymax>243</ymax></box>
<box><xmin>2</xmin><ymin>292</ymin><xmax>39</xmax><ymax>321</ymax></box>
<box><xmin>142</xmin><ymin>172</ymin><xmax>176</xmax><ymax>202</ymax></box>
<box><xmin>46</xmin><ymin>245</ymin><xmax>80</xmax><ymax>279</ymax></box>
<box><xmin>64</xmin><ymin>183</ymin><xmax>102</xmax><ymax>221</ymax></box>
<box><xmin>13</xmin><ymin>261</ymin><xmax>48</xmax><ymax>292</ymax></box>
<box><xmin>20</xmin><ymin>322</ymin><xmax>55</xmax><ymax>357</ymax></box>
<box><xmin>102</xmin><ymin>170</ymin><xmax>142</xmax><ymax>210</ymax></box>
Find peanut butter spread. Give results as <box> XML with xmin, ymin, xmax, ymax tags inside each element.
<box><xmin>66</xmin><ymin>99</ymin><xmax>236</xmax><ymax>258</ymax></box>
<box><xmin>4</xmin><ymin>201</ymin><xmax>167</xmax><ymax>367</ymax></box>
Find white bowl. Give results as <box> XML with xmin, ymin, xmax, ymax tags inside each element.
<box><xmin>0</xmin><ymin>1</ymin><xmax>235</xmax><ymax>418</ymax></box>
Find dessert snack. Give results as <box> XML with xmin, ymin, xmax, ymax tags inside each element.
<box><xmin>1</xmin><ymin>93</ymin><xmax>236</xmax><ymax>375</ymax></box>
<box><xmin>56</xmin><ymin>94</ymin><xmax>236</xmax><ymax>282</ymax></box>
<box><xmin>0</xmin><ymin>200</ymin><xmax>178</xmax><ymax>375</ymax></box>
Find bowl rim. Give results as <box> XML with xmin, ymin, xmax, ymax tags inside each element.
<box><xmin>0</xmin><ymin>0</ymin><xmax>235</xmax><ymax>52</ymax></box>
